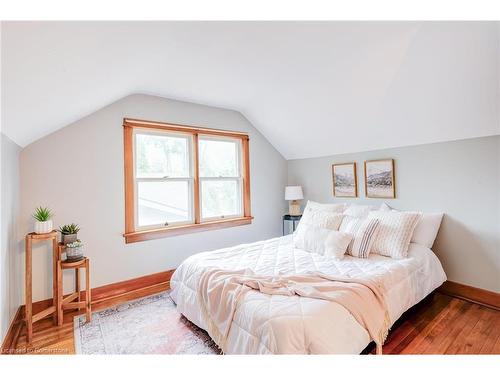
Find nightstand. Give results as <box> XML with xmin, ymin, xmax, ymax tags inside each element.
<box><xmin>283</xmin><ymin>214</ymin><xmax>302</xmax><ymax>235</ymax></box>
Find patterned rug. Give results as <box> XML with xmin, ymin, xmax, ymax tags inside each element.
<box><xmin>74</xmin><ymin>292</ymin><xmax>221</xmax><ymax>354</ymax></box>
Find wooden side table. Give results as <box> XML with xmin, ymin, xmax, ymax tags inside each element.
<box><xmin>24</xmin><ymin>231</ymin><xmax>59</xmax><ymax>345</ymax></box>
<box><xmin>56</xmin><ymin>256</ymin><xmax>91</xmax><ymax>326</ymax></box>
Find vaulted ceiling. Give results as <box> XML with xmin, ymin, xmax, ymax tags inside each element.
<box><xmin>2</xmin><ymin>21</ymin><xmax>499</xmax><ymax>159</ymax></box>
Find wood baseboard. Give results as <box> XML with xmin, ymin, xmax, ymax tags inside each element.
<box><xmin>1</xmin><ymin>269</ymin><xmax>175</xmax><ymax>353</ymax></box>
<box><xmin>438</xmin><ymin>280</ymin><xmax>500</xmax><ymax>311</ymax></box>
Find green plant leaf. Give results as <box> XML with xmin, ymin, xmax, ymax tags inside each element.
<box><xmin>33</xmin><ymin>206</ymin><xmax>53</xmax><ymax>222</ymax></box>
<box><xmin>58</xmin><ymin>223</ymin><xmax>80</xmax><ymax>234</ymax></box>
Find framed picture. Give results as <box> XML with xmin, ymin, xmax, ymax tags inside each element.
<box><xmin>364</xmin><ymin>159</ymin><xmax>395</xmax><ymax>198</ymax></box>
<box><xmin>332</xmin><ymin>162</ymin><xmax>358</xmax><ymax>197</ymax></box>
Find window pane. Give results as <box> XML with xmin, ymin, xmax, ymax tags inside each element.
<box><xmin>136</xmin><ymin>133</ymin><xmax>190</xmax><ymax>178</ymax></box>
<box><xmin>201</xmin><ymin>180</ymin><xmax>240</xmax><ymax>219</ymax></box>
<box><xmin>199</xmin><ymin>138</ymin><xmax>239</xmax><ymax>177</ymax></box>
<box><xmin>138</xmin><ymin>181</ymin><xmax>191</xmax><ymax>227</ymax></box>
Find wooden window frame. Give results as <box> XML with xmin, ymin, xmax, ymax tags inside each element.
<box><xmin>123</xmin><ymin>118</ymin><xmax>252</xmax><ymax>244</ymax></box>
<box><xmin>198</xmin><ymin>134</ymin><xmax>244</xmax><ymax>222</ymax></box>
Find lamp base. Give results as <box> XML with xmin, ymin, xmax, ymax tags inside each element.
<box><xmin>288</xmin><ymin>200</ymin><xmax>301</xmax><ymax>216</ymax></box>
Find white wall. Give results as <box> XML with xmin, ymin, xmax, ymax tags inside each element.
<box><xmin>20</xmin><ymin>94</ymin><xmax>287</xmax><ymax>302</ymax></box>
<box><xmin>1</xmin><ymin>133</ymin><xmax>22</xmax><ymax>343</ymax></box>
<box><xmin>288</xmin><ymin>136</ymin><xmax>500</xmax><ymax>293</ymax></box>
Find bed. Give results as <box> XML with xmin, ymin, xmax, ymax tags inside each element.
<box><xmin>170</xmin><ymin>235</ymin><xmax>446</xmax><ymax>354</ymax></box>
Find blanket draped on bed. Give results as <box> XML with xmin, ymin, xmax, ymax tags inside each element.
<box><xmin>197</xmin><ymin>268</ymin><xmax>391</xmax><ymax>354</ymax></box>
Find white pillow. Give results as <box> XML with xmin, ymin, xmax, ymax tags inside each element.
<box><xmin>343</xmin><ymin>204</ymin><xmax>378</xmax><ymax>217</ymax></box>
<box><xmin>339</xmin><ymin>216</ymin><xmax>381</xmax><ymax>258</ymax></box>
<box><xmin>411</xmin><ymin>213</ymin><xmax>443</xmax><ymax>248</ymax></box>
<box><xmin>304</xmin><ymin>200</ymin><xmax>346</xmax><ymax>213</ymax></box>
<box><xmin>293</xmin><ymin>223</ymin><xmax>323</xmax><ymax>253</ymax></box>
<box><xmin>324</xmin><ymin>231</ymin><xmax>353</xmax><ymax>259</ymax></box>
<box><xmin>339</xmin><ymin>215</ymin><xmax>360</xmax><ymax>233</ymax></box>
<box><xmin>293</xmin><ymin>204</ymin><xmax>346</xmax><ymax>258</ymax></box>
<box><xmin>379</xmin><ymin>202</ymin><xmax>393</xmax><ymax>212</ymax></box>
<box><xmin>368</xmin><ymin>211</ymin><xmax>421</xmax><ymax>259</ymax></box>
<box><xmin>293</xmin><ymin>225</ymin><xmax>352</xmax><ymax>259</ymax></box>
<box><xmin>378</xmin><ymin>203</ymin><xmax>443</xmax><ymax>248</ymax></box>
<box><xmin>298</xmin><ymin>204</ymin><xmax>344</xmax><ymax>231</ymax></box>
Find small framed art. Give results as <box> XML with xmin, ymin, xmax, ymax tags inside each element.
<box><xmin>364</xmin><ymin>159</ymin><xmax>395</xmax><ymax>198</ymax></box>
<box><xmin>332</xmin><ymin>162</ymin><xmax>357</xmax><ymax>197</ymax></box>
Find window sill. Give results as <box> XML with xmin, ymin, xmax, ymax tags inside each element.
<box><xmin>123</xmin><ymin>216</ymin><xmax>253</xmax><ymax>244</ymax></box>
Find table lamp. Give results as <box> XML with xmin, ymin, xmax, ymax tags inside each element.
<box><xmin>285</xmin><ymin>186</ymin><xmax>304</xmax><ymax>216</ymax></box>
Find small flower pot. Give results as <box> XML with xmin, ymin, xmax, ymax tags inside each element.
<box><xmin>34</xmin><ymin>220</ymin><xmax>53</xmax><ymax>234</ymax></box>
<box><xmin>61</xmin><ymin>233</ymin><xmax>78</xmax><ymax>244</ymax></box>
<box><xmin>66</xmin><ymin>245</ymin><xmax>84</xmax><ymax>262</ymax></box>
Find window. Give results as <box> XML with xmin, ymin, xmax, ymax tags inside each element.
<box><xmin>123</xmin><ymin>118</ymin><xmax>252</xmax><ymax>243</ymax></box>
<box><xmin>135</xmin><ymin>132</ymin><xmax>193</xmax><ymax>228</ymax></box>
<box><xmin>198</xmin><ymin>136</ymin><xmax>242</xmax><ymax>220</ymax></box>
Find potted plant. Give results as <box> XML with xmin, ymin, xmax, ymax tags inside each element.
<box><xmin>59</xmin><ymin>223</ymin><xmax>81</xmax><ymax>244</ymax></box>
<box><xmin>65</xmin><ymin>240</ymin><xmax>84</xmax><ymax>262</ymax></box>
<box><xmin>33</xmin><ymin>207</ymin><xmax>53</xmax><ymax>234</ymax></box>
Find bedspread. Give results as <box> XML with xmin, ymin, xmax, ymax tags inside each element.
<box><xmin>170</xmin><ymin>235</ymin><xmax>446</xmax><ymax>354</ymax></box>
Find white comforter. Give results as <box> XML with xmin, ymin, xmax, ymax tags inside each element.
<box><xmin>170</xmin><ymin>235</ymin><xmax>446</xmax><ymax>354</ymax></box>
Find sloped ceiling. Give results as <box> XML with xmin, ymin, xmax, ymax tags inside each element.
<box><xmin>1</xmin><ymin>21</ymin><xmax>499</xmax><ymax>159</ymax></box>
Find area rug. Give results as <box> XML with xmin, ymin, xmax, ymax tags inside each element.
<box><xmin>74</xmin><ymin>292</ymin><xmax>221</xmax><ymax>354</ymax></box>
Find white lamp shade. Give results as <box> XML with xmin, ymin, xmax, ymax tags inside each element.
<box><xmin>285</xmin><ymin>186</ymin><xmax>304</xmax><ymax>200</ymax></box>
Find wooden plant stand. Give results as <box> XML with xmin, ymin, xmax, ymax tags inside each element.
<box><xmin>56</xmin><ymin>255</ymin><xmax>91</xmax><ymax>326</ymax></box>
<box><xmin>24</xmin><ymin>231</ymin><xmax>59</xmax><ymax>345</ymax></box>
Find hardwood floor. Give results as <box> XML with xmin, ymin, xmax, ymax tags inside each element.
<box><xmin>4</xmin><ymin>292</ymin><xmax>500</xmax><ymax>355</ymax></box>
<box><xmin>365</xmin><ymin>293</ymin><xmax>500</xmax><ymax>354</ymax></box>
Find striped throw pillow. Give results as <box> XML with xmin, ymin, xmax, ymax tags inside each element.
<box><xmin>340</xmin><ymin>216</ymin><xmax>381</xmax><ymax>258</ymax></box>
<box><xmin>368</xmin><ymin>211</ymin><xmax>422</xmax><ymax>259</ymax></box>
